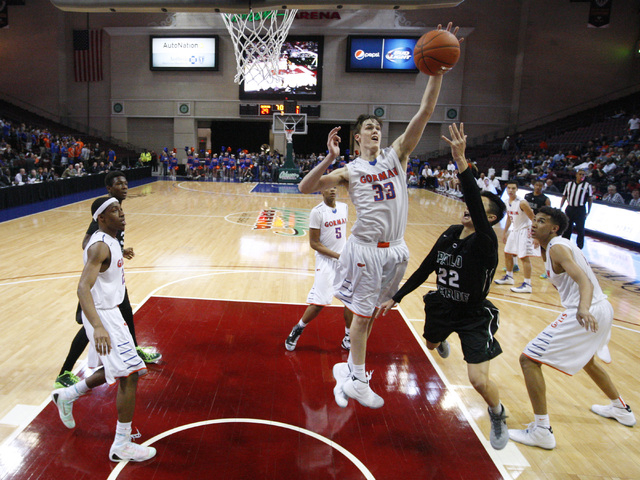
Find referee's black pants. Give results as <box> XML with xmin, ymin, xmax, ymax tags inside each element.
<box><xmin>563</xmin><ymin>205</ymin><xmax>587</xmax><ymax>249</ymax></box>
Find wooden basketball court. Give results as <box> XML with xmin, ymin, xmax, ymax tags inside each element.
<box><xmin>0</xmin><ymin>179</ymin><xmax>638</xmax><ymax>479</ymax></box>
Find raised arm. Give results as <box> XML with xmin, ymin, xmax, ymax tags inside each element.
<box><xmin>392</xmin><ymin>23</ymin><xmax>462</xmax><ymax>168</ymax></box>
<box><xmin>299</xmin><ymin>127</ymin><xmax>348</xmax><ymax>194</ymax></box>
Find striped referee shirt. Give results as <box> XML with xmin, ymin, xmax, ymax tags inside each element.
<box><xmin>562</xmin><ymin>180</ymin><xmax>592</xmax><ymax>207</ymax></box>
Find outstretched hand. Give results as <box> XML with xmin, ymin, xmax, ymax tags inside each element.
<box><xmin>441</xmin><ymin>123</ymin><xmax>468</xmax><ymax>172</ymax></box>
<box><xmin>327</xmin><ymin>126</ymin><xmax>341</xmax><ymax>159</ymax></box>
<box><xmin>437</xmin><ymin>21</ymin><xmax>464</xmax><ymax>44</ymax></box>
<box><xmin>430</xmin><ymin>22</ymin><xmax>464</xmax><ymax>75</ymax></box>
<box><xmin>375</xmin><ymin>299</ymin><xmax>397</xmax><ymax>319</ymax></box>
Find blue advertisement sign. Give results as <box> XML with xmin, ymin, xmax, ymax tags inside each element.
<box><xmin>347</xmin><ymin>36</ymin><xmax>418</xmax><ymax>72</ymax></box>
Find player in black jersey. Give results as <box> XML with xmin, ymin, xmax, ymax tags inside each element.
<box><xmin>524</xmin><ymin>180</ymin><xmax>550</xmax><ymax>214</ymax></box>
<box><xmin>379</xmin><ymin>123</ymin><xmax>509</xmax><ymax>450</ymax></box>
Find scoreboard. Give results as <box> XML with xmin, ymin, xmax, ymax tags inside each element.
<box><xmin>239</xmin><ymin>104</ymin><xmax>321</xmax><ymax>117</ymax></box>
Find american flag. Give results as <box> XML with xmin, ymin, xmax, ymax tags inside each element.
<box><xmin>73</xmin><ymin>29</ymin><xmax>103</xmax><ymax>82</ymax></box>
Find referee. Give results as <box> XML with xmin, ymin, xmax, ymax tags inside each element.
<box><xmin>559</xmin><ymin>170</ymin><xmax>592</xmax><ymax>249</ymax></box>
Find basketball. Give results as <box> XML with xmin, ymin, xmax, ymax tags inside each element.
<box><xmin>413</xmin><ymin>29</ymin><xmax>460</xmax><ymax>76</ymax></box>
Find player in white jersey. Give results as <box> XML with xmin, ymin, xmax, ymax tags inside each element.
<box><xmin>299</xmin><ymin>22</ymin><xmax>461</xmax><ymax>410</ymax></box>
<box><xmin>509</xmin><ymin>206</ymin><xmax>635</xmax><ymax>450</ymax></box>
<box><xmin>494</xmin><ymin>180</ymin><xmax>540</xmax><ymax>293</ymax></box>
<box><xmin>285</xmin><ymin>187</ymin><xmax>353</xmax><ymax>356</ymax></box>
<box><xmin>51</xmin><ymin>197</ymin><xmax>156</xmax><ymax>463</ymax></box>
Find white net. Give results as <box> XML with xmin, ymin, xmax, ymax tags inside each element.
<box><xmin>221</xmin><ymin>9</ymin><xmax>298</xmax><ymax>85</ymax></box>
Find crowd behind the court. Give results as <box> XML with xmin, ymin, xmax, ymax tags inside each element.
<box><xmin>3</xmin><ymin>110</ymin><xmax>639</xmax><ymax>209</ymax></box>
<box><xmin>0</xmin><ymin>118</ymin><xmax>134</xmax><ymax>187</ymax></box>
<box><xmin>406</xmin><ymin>113</ymin><xmax>640</xmax><ymax>209</ymax></box>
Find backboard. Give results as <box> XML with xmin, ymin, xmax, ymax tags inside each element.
<box><xmin>272</xmin><ymin>113</ymin><xmax>307</xmax><ymax>136</ymax></box>
<box><xmin>51</xmin><ymin>1</ymin><xmax>465</xmax><ymax>13</ymax></box>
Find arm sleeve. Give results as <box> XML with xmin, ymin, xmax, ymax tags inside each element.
<box><xmin>392</xmin><ymin>242</ymin><xmax>440</xmax><ymax>303</ymax></box>
<box><xmin>459</xmin><ymin>168</ymin><xmax>492</xmax><ymax>236</ymax></box>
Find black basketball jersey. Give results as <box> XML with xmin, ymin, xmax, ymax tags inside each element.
<box><xmin>524</xmin><ymin>191</ymin><xmax>549</xmax><ymax>214</ymax></box>
<box><xmin>393</xmin><ymin>169</ymin><xmax>498</xmax><ymax>310</ymax></box>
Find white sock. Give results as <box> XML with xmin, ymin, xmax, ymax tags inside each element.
<box><xmin>344</xmin><ymin>327</ymin><xmax>350</xmax><ymax>336</ymax></box>
<box><xmin>506</xmin><ymin>271</ymin><xmax>513</xmax><ymax>277</ymax></box>
<box><xmin>114</xmin><ymin>421</ymin><xmax>132</xmax><ymax>446</ymax></box>
<box><xmin>534</xmin><ymin>414</ymin><xmax>550</xmax><ymax>428</ymax></box>
<box><xmin>490</xmin><ymin>403</ymin><xmax>503</xmax><ymax>415</ymax></box>
<box><xmin>72</xmin><ymin>380</ymin><xmax>90</xmax><ymax>398</ymax></box>
<box><xmin>352</xmin><ymin>364</ymin><xmax>366</xmax><ymax>382</ymax></box>
<box><xmin>524</xmin><ymin>278</ymin><xmax>531</xmax><ymax>285</ymax></box>
<box><xmin>297</xmin><ymin>320</ymin><xmax>306</xmax><ymax>328</ymax></box>
<box><xmin>612</xmin><ymin>397</ymin><xmax>627</xmax><ymax>409</ymax></box>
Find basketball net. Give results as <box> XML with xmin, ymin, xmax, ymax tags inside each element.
<box><xmin>221</xmin><ymin>9</ymin><xmax>298</xmax><ymax>85</ymax></box>
<box><xmin>285</xmin><ymin>128</ymin><xmax>295</xmax><ymax>144</ymax></box>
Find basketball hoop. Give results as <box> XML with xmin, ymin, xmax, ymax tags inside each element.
<box><xmin>284</xmin><ymin>128</ymin><xmax>295</xmax><ymax>144</ymax></box>
<box><xmin>221</xmin><ymin>9</ymin><xmax>298</xmax><ymax>85</ymax></box>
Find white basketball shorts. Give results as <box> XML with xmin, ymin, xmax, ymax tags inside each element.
<box><xmin>335</xmin><ymin>238</ymin><xmax>409</xmax><ymax>318</ymax></box>
<box><xmin>505</xmin><ymin>227</ymin><xmax>540</xmax><ymax>259</ymax></box>
<box><xmin>307</xmin><ymin>254</ymin><xmax>341</xmax><ymax>306</ymax></box>
<box><xmin>522</xmin><ymin>299</ymin><xmax>613</xmax><ymax>375</ymax></box>
<box><xmin>82</xmin><ymin>307</ymin><xmax>147</xmax><ymax>385</ymax></box>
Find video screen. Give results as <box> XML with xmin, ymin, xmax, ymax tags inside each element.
<box><xmin>346</xmin><ymin>36</ymin><xmax>419</xmax><ymax>73</ymax></box>
<box><xmin>239</xmin><ymin>35</ymin><xmax>323</xmax><ymax>100</ymax></box>
<box><xmin>150</xmin><ymin>35</ymin><xmax>219</xmax><ymax>71</ymax></box>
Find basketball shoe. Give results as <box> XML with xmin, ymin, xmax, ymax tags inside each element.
<box><xmin>136</xmin><ymin>346</ymin><xmax>162</xmax><ymax>364</ymax></box>
<box><xmin>511</xmin><ymin>282</ymin><xmax>532</xmax><ymax>293</ymax></box>
<box><xmin>51</xmin><ymin>388</ymin><xmax>75</xmax><ymax>429</ymax></box>
<box><xmin>285</xmin><ymin>324</ymin><xmax>305</xmax><ymax>351</ymax></box>
<box><xmin>109</xmin><ymin>441</ymin><xmax>157</xmax><ymax>462</ymax></box>
<box><xmin>590</xmin><ymin>403</ymin><xmax>636</xmax><ymax>427</ymax></box>
<box><xmin>342</xmin><ymin>372</ymin><xmax>384</xmax><ymax>409</ymax></box>
<box><xmin>436</xmin><ymin>340</ymin><xmax>450</xmax><ymax>358</ymax></box>
<box><xmin>488</xmin><ymin>405</ymin><xmax>509</xmax><ymax>450</ymax></box>
<box><xmin>509</xmin><ymin>423</ymin><xmax>556</xmax><ymax>449</ymax></box>
<box><xmin>341</xmin><ymin>333</ymin><xmax>351</xmax><ymax>351</ymax></box>
<box><xmin>494</xmin><ymin>274</ymin><xmax>514</xmax><ymax>285</ymax></box>
<box><xmin>54</xmin><ymin>370</ymin><xmax>80</xmax><ymax>389</ymax></box>
<box><xmin>332</xmin><ymin>362</ymin><xmax>350</xmax><ymax>408</ymax></box>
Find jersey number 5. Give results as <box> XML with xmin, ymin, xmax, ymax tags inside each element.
<box><xmin>372</xmin><ymin>182</ymin><xmax>396</xmax><ymax>202</ymax></box>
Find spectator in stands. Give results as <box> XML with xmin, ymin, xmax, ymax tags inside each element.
<box><xmin>0</xmin><ymin>167</ymin><xmax>11</xmax><ymax>187</ymax></box>
<box><xmin>447</xmin><ymin>160</ymin><xmax>456</xmax><ymax>173</ymax></box>
<box><xmin>502</xmin><ymin>136</ymin><xmax>510</xmax><ymax>153</ymax></box>
<box><xmin>27</xmin><ymin>169</ymin><xmax>38</xmax><ymax>183</ymax></box>
<box><xmin>420</xmin><ymin>163</ymin><xmax>433</xmax><ymax>189</ymax></box>
<box><xmin>602</xmin><ymin>184</ymin><xmax>625</xmax><ymax>204</ymax></box>
<box><xmin>543</xmin><ymin>178</ymin><xmax>560</xmax><ymax>193</ymax></box>
<box><xmin>14</xmin><ymin>168</ymin><xmax>27</xmax><ymax>185</ymax></box>
<box><xmin>628</xmin><ymin>114</ymin><xmax>639</xmax><ymax>142</ymax></box>
<box><xmin>629</xmin><ymin>189</ymin><xmax>640</xmax><ymax>207</ymax></box>
<box><xmin>62</xmin><ymin>164</ymin><xmax>77</xmax><ymax>178</ymax></box>
<box><xmin>489</xmin><ymin>173</ymin><xmax>501</xmax><ymax>193</ymax></box>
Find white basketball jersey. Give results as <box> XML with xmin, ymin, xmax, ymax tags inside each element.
<box><xmin>346</xmin><ymin>146</ymin><xmax>408</xmax><ymax>244</ymax></box>
<box><xmin>308</xmin><ymin>201</ymin><xmax>348</xmax><ymax>258</ymax></box>
<box><xmin>83</xmin><ymin>231</ymin><xmax>126</xmax><ymax>309</ymax></box>
<box><xmin>546</xmin><ymin>236</ymin><xmax>606</xmax><ymax>309</ymax></box>
<box><xmin>507</xmin><ymin>197</ymin><xmax>531</xmax><ymax>231</ymax></box>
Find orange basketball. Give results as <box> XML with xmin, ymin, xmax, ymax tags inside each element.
<box><xmin>413</xmin><ymin>29</ymin><xmax>460</xmax><ymax>76</ymax></box>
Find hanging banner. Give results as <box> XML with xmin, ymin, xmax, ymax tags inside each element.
<box><xmin>588</xmin><ymin>0</ymin><xmax>612</xmax><ymax>28</ymax></box>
